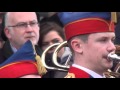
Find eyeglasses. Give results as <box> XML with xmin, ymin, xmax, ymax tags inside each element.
<box><xmin>8</xmin><ymin>21</ymin><xmax>39</xmax><ymax>29</ymax></box>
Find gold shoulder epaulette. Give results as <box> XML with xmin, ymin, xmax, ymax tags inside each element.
<box><xmin>64</xmin><ymin>73</ymin><xmax>75</xmax><ymax>78</ymax></box>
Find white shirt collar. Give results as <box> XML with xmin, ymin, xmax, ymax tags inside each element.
<box><xmin>72</xmin><ymin>64</ymin><xmax>105</xmax><ymax>78</ymax></box>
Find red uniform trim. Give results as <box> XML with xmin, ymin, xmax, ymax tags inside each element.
<box><xmin>0</xmin><ymin>61</ymin><xmax>39</xmax><ymax>78</ymax></box>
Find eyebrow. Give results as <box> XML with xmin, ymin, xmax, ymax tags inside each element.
<box><xmin>17</xmin><ymin>20</ymin><xmax>38</xmax><ymax>24</ymax></box>
<box><xmin>43</xmin><ymin>38</ymin><xmax>60</xmax><ymax>43</ymax></box>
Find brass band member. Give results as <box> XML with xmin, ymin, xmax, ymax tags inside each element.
<box><xmin>58</xmin><ymin>12</ymin><xmax>116</xmax><ymax>78</ymax></box>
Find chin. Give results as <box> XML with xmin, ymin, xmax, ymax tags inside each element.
<box><xmin>107</xmin><ymin>64</ymin><xmax>113</xmax><ymax>69</ymax></box>
<box><xmin>30</xmin><ymin>40</ymin><xmax>37</xmax><ymax>45</ymax></box>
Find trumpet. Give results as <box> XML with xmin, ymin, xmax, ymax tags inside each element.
<box><xmin>41</xmin><ymin>41</ymin><xmax>120</xmax><ymax>78</ymax></box>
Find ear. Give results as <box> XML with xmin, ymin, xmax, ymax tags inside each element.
<box><xmin>71</xmin><ymin>38</ymin><xmax>83</xmax><ymax>53</ymax></box>
<box><xmin>4</xmin><ymin>27</ymin><xmax>11</xmax><ymax>39</ymax></box>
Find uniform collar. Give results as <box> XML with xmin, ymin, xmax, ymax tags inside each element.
<box><xmin>72</xmin><ymin>64</ymin><xmax>105</xmax><ymax>78</ymax></box>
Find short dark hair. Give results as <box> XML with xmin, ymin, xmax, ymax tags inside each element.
<box><xmin>38</xmin><ymin>21</ymin><xmax>65</xmax><ymax>48</ymax></box>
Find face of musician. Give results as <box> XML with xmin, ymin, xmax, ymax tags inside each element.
<box><xmin>41</xmin><ymin>30</ymin><xmax>64</xmax><ymax>57</ymax></box>
<box><xmin>72</xmin><ymin>32</ymin><xmax>116</xmax><ymax>75</ymax></box>
<box><xmin>4</xmin><ymin>12</ymin><xmax>40</xmax><ymax>49</ymax></box>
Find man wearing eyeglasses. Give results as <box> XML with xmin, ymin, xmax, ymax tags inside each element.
<box><xmin>0</xmin><ymin>12</ymin><xmax>44</xmax><ymax>78</ymax></box>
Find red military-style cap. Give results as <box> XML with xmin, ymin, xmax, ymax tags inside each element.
<box><xmin>58</xmin><ymin>12</ymin><xmax>116</xmax><ymax>40</ymax></box>
<box><xmin>0</xmin><ymin>41</ymin><xmax>39</xmax><ymax>78</ymax></box>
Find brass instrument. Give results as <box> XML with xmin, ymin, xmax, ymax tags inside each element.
<box><xmin>52</xmin><ymin>41</ymin><xmax>70</xmax><ymax>69</ymax></box>
<box><xmin>114</xmin><ymin>45</ymin><xmax>120</xmax><ymax>73</ymax></box>
<box><xmin>41</xmin><ymin>43</ymin><xmax>68</xmax><ymax>71</ymax></box>
<box><xmin>41</xmin><ymin>41</ymin><xmax>120</xmax><ymax>78</ymax></box>
<box><xmin>104</xmin><ymin>52</ymin><xmax>120</xmax><ymax>78</ymax></box>
<box><xmin>108</xmin><ymin>52</ymin><xmax>120</xmax><ymax>61</ymax></box>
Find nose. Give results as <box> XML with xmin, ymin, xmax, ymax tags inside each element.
<box><xmin>49</xmin><ymin>42</ymin><xmax>54</xmax><ymax>46</ymax></box>
<box><xmin>25</xmin><ymin>24</ymin><xmax>34</xmax><ymax>32</ymax></box>
<box><xmin>107</xmin><ymin>41</ymin><xmax>116</xmax><ymax>52</ymax></box>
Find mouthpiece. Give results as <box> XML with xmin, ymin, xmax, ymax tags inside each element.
<box><xmin>108</xmin><ymin>53</ymin><xmax>120</xmax><ymax>61</ymax></box>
